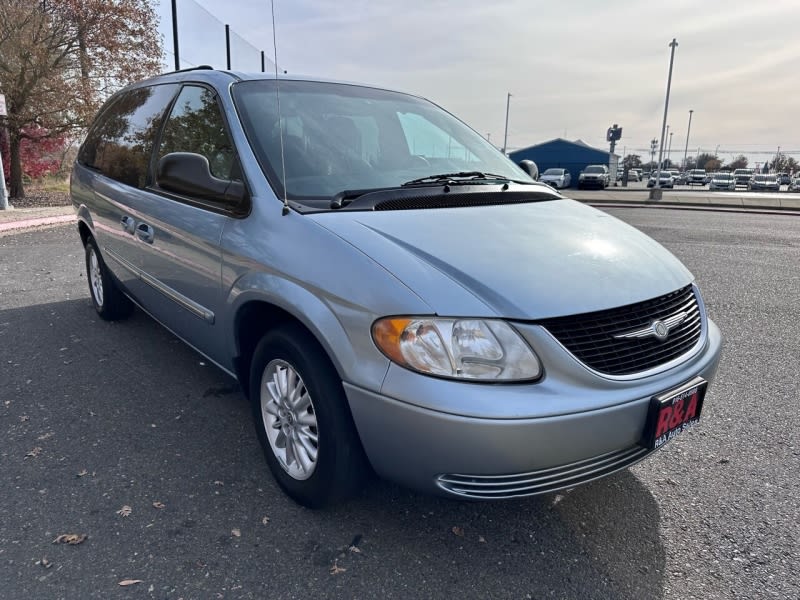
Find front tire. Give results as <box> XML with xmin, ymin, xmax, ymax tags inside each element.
<box><xmin>249</xmin><ymin>323</ymin><xmax>369</xmax><ymax>508</ymax></box>
<box><xmin>84</xmin><ymin>237</ymin><xmax>133</xmax><ymax>321</ymax></box>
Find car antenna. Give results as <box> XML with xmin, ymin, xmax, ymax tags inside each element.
<box><xmin>271</xmin><ymin>0</ymin><xmax>289</xmax><ymax>216</ymax></box>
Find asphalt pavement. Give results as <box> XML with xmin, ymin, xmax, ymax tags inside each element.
<box><xmin>0</xmin><ymin>210</ymin><xmax>798</xmax><ymax>599</ymax></box>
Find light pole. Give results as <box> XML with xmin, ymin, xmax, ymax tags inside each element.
<box><xmin>502</xmin><ymin>93</ymin><xmax>511</xmax><ymax>155</ymax></box>
<box><xmin>652</xmin><ymin>38</ymin><xmax>678</xmax><ymax>199</ymax></box>
<box><xmin>683</xmin><ymin>109</ymin><xmax>693</xmax><ymax>169</ymax></box>
<box><xmin>667</xmin><ymin>131</ymin><xmax>673</xmax><ymax>165</ymax></box>
<box><xmin>650</xmin><ymin>138</ymin><xmax>658</xmax><ymax>169</ymax></box>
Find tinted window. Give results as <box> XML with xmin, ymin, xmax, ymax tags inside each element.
<box><xmin>79</xmin><ymin>84</ymin><xmax>179</xmax><ymax>188</ymax></box>
<box><xmin>157</xmin><ymin>85</ymin><xmax>237</xmax><ymax>180</ymax></box>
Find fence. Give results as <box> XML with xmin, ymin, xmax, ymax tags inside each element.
<box><xmin>157</xmin><ymin>0</ymin><xmax>276</xmax><ymax>73</ymax></box>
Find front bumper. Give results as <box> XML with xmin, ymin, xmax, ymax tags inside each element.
<box><xmin>346</xmin><ymin>318</ymin><xmax>722</xmax><ymax>499</ymax></box>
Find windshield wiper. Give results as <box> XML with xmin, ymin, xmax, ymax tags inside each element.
<box><xmin>401</xmin><ymin>171</ymin><xmax>522</xmax><ymax>187</ymax></box>
<box><xmin>329</xmin><ymin>187</ymin><xmax>396</xmax><ymax>209</ymax></box>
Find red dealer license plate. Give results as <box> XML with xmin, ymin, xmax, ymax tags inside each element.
<box><xmin>641</xmin><ymin>377</ymin><xmax>707</xmax><ymax>450</ymax></box>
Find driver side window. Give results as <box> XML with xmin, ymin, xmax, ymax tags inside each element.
<box><xmin>157</xmin><ymin>85</ymin><xmax>238</xmax><ymax>180</ymax></box>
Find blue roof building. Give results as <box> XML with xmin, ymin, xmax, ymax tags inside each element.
<box><xmin>509</xmin><ymin>138</ymin><xmax>618</xmax><ymax>186</ymax></box>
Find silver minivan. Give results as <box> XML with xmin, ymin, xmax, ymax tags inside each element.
<box><xmin>72</xmin><ymin>68</ymin><xmax>722</xmax><ymax>507</ymax></box>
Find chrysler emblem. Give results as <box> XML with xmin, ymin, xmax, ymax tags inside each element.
<box><xmin>613</xmin><ymin>312</ymin><xmax>688</xmax><ymax>342</ymax></box>
<box><xmin>652</xmin><ymin>320</ymin><xmax>669</xmax><ymax>340</ymax></box>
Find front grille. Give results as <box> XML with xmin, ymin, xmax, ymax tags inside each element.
<box><xmin>539</xmin><ymin>285</ymin><xmax>703</xmax><ymax>376</ymax></box>
<box><xmin>437</xmin><ymin>445</ymin><xmax>652</xmax><ymax>499</ymax></box>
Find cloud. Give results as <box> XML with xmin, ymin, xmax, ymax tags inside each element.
<box><xmin>162</xmin><ymin>0</ymin><xmax>800</xmax><ymax>157</ymax></box>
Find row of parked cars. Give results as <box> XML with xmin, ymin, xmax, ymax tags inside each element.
<box><xmin>645</xmin><ymin>168</ymin><xmax>800</xmax><ymax>192</ymax></box>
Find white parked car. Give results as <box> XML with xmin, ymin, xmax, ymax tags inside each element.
<box><xmin>539</xmin><ymin>168</ymin><xmax>571</xmax><ymax>189</ymax></box>
<box><xmin>708</xmin><ymin>173</ymin><xmax>736</xmax><ymax>191</ymax></box>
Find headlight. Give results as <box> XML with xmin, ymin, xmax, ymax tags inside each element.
<box><xmin>579</xmin><ymin>174</ymin><xmax>585</xmax><ymax>180</ymax></box>
<box><xmin>372</xmin><ymin>317</ymin><xmax>541</xmax><ymax>381</ymax></box>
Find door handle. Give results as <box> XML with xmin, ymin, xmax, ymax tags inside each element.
<box><xmin>120</xmin><ymin>216</ymin><xmax>136</xmax><ymax>234</ymax></box>
<box><xmin>136</xmin><ymin>222</ymin><xmax>155</xmax><ymax>244</ymax></box>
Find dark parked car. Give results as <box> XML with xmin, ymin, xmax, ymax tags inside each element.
<box><xmin>687</xmin><ymin>169</ymin><xmax>707</xmax><ymax>186</ymax></box>
<box><xmin>733</xmin><ymin>168</ymin><xmax>755</xmax><ymax>187</ymax></box>
<box><xmin>777</xmin><ymin>173</ymin><xmax>791</xmax><ymax>185</ymax></box>
<box><xmin>70</xmin><ymin>67</ymin><xmax>722</xmax><ymax>507</ymax></box>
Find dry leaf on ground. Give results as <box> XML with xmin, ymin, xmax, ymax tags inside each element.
<box><xmin>77</xmin><ymin>469</ymin><xmax>88</xmax><ymax>477</ymax></box>
<box><xmin>478</xmin><ymin>535</ymin><xmax>486</xmax><ymax>543</ymax></box>
<box><xmin>116</xmin><ymin>505</ymin><xmax>132</xmax><ymax>517</ymax></box>
<box><xmin>152</xmin><ymin>501</ymin><xmax>166</xmax><ymax>509</ymax></box>
<box><xmin>329</xmin><ymin>560</ymin><xmax>347</xmax><ymax>575</ymax></box>
<box><xmin>231</xmin><ymin>528</ymin><xmax>241</xmax><ymax>538</ymax></box>
<box><xmin>53</xmin><ymin>534</ymin><xmax>87</xmax><ymax>545</ymax></box>
<box><xmin>118</xmin><ymin>579</ymin><xmax>143</xmax><ymax>586</ymax></box>
<box><xmin>261</xmin><ymin>516</ymin><xmax>270</xmax><ymax>525</ymax></box>
<box><xmin>25</xmin><ymin>447</ymin><xmax>43</xmax><ymax>458</ymax></box>
<box><xmin>36</xmin><ymin>557</ymin><xmax>52</xmax><ymax>569</ymax></box>
<box><xmin>452</xmin><ymin>526</ymin><xmax>465</xmax><ymax>537</ymax></box>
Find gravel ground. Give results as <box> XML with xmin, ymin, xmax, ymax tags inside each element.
<box><xmin>9</xmin><ymin>190</ymin><xmax>71</xmax><ymax>209</ymax></box>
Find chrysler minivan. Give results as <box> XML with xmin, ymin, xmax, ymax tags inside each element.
<box><xmin>72</xmin><ymin>67</ymin><xmax>722</xmax><ymax>507</ymax></box>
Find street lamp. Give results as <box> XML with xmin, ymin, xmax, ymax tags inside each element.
<box><xmin>683</xmin><ymin>109</ymin><xmax>693</xmax><ymax>169</ymax></box>
<box><xmin>652</xmin><ymin>38</ymin><xmax>679</xmax><ymax>200</ymax></box>
<box><xmin>668</xmin><ymin>131</ymin><xmax>673</xmax><ymax>165</ymax></box>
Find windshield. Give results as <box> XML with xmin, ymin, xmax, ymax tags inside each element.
<box><xmin>543</xmin><ymin>169</ymin><xmax>563</xmax><ymax>176</ymax></box>
<box><xmin>585</xmin><ymin>166</ymin><xmax>605</xmax><ymax>174</ymax></box>
<box><xmin>715</xmin><ymin>174</ymin><xmax>732</xmax><ymax>180</ymax></box>
<box><xmin>232</xmin><ymin>80</ymin><xmax>533</xmax><ymax>203</ymax></box>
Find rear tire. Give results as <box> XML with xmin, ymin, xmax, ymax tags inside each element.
<box><xmin>85</xmin><ymin>237</ymin><xmax>133</xmax><ymax>321</ymax></box>
<box><xmin>249</xmin><ymin>323</ymin><xmax>369</xmax><ymax>508</ymax></box>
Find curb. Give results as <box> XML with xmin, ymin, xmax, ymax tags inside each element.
<box><xmin>0</xmin><ymin>213</ymin><xmax>75</xmax><ymax>233</ymax></box>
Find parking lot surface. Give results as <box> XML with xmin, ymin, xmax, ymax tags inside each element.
<box><xmin>1</xmin><ymin>209</ymin><xmax>798</xmax><ymax>599</ymax></box>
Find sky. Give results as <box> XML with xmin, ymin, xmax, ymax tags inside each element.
<box><xmin>156</xmin><ymin>0</ymin><xmax>800</xmax><ymax>166</ymax></box>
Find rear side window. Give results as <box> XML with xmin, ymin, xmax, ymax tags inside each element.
<box><xmin>156</xmin><ymin>85</ymin><xmax>237</xmax><ymax>180</ymax></box>
<box><xmin>79</xmin><ymin>84</ymin><xmax>179</xmax><ymax>188</ymax></box>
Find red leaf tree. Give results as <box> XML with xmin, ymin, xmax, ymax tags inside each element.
<box><xmin>0</xmin><ymin>0</ymin><xmax>163</xmax><ymax>199</ymax></box>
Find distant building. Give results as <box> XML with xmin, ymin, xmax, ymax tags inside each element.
<box><xmin>509</xmin><ymin>138</ymin><xmax>619</xmax><ymax>185</ymax></box>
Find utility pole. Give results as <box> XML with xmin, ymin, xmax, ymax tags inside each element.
<box><xmin>650</xmin><ymin>138</ymin><xmax>658</xmax><ymax>169</ymax></box>
<box><xmin>502</xmin><ymin>93</ymin><xmax>511</xmax><ymax>155</ymax></box>
<box><xmin>667</xmin><ymin>131</ymin><xmax>674</xmax><ymax>165</ymax></box>
<box><xmin>652</xmin><ymin>38</ymin><xmax>678</xmax><ymax>200</ymax></box>
<box><xmin>683</xmin><ymin>109</ymin><xmax>693</xmax><ymax>170</ymax></box>
<box><xmin>171</xmin><ymin>0</ymin><xmax>180</xmax><ymax>70</ymax></box>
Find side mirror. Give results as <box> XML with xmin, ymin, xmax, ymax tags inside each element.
<box><xmin>518</xmin><ymin>159</ymin><xmax>539</xmax><ymax>180</ymax></box>
<box><xmin>156</xmin><ymin>152</ymin><xmax>246</xmax><ymax>207</ymax></box>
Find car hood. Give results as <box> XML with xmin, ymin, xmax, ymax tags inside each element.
<box><xmin>311</xmin><ymin>199</ymin><xmax>693</xmax><ymax>319</ymax></box>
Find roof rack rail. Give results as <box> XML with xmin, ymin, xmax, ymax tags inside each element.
<box><xmin>170</xmin><ymin>65</ymin><xmax>215</xmax><ymax>74</ymax></box>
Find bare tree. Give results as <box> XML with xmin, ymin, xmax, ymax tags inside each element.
<box><xmin>0</xmin><ymin>0</ymin><xmax>162</xmax><ymax>198</ymax></box>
